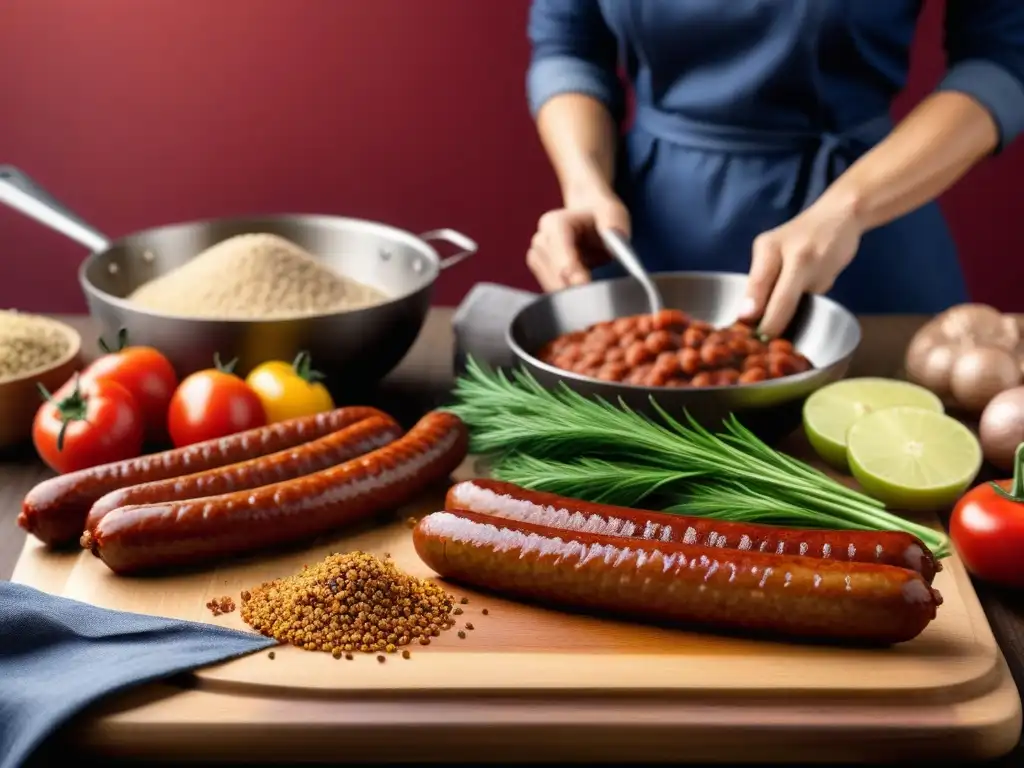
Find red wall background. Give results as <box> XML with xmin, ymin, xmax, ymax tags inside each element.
<box><xmin>1</xmin><ymin>0</ymin><xmax>1022</xmax><ymax>312</ymax></box>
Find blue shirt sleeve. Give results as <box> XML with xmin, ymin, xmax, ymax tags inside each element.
<box><xmin>938</xmin><ymin>0</ymin><xmax>1024</xmax><ymax>152</ymax></box>
<box><xmin>526</xmin><ymin>0</ymin><xmax>623</xmax><ymax>119</ymax></box>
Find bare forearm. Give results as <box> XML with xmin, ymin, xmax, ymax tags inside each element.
<box><xmin>536</xmin><ymin>93</ymin><xmax>619</xmax><ymax>207</ymax></box>
<box><xmin>821</xmin><ymin>91</ymin><xmax>1000</xmax><ymax>231</ymax></box>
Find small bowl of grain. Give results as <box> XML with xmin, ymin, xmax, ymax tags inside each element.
<box><xmin>0</xmin><ymin>311</ymin><xmax>82</xmax><ymax>449</ymax></box>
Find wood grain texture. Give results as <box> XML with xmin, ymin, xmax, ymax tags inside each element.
<box><xmin>4</xmin><ymin>312</ymin><xmax>1024</xmax><ymax>765</ymax></box>
<box><xmin>50</xmin><ymin>664</ymin><xmax>1024</xmax><ymax>764</ymax></box>
<box><xmin>9</xmin><ymin>458</ymin><xmax>1023</xmax><ymax>762</ymax></box>
<box><xmin>16</xmin><ymin>456</ymin><xmax>1000</xmax><ymax>695</ymax></box>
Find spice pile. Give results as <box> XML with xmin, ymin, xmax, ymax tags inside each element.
<box><xmin>127</xmin><ymin>233</ymin><xmax>388</xmax><ymax>319</ymax></box>
<box><xmin>206</xmin><ymin>596</ymin><xmax>236</xmax><ymax>617</ymax></box>
<box><xmin>0</xmin><ymin>310</ymin><xmax>72</xmax><ymax>382</ymax></box>
<box><xmin>240</xmin><ymin>551</ymin><xmax>457</xmax><ymax>659</ymax></box>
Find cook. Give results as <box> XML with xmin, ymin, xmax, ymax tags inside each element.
<box><xmin>524</xmin><ymin>1</ymin><xmax>1024</xmax><ymax>337</ymax></box>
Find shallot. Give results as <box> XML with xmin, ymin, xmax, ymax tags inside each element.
<box><xmin>907</xmin><ymin>341</ymin><xmax>957</xmax><ymax>399</ymax></box>
<box><xmin>979</xmin><ymin>387</ymin><xmax>1024</xmax><ymax>472</ymax></box>
<box><xmin>949</xmin><ymin>347</ymin><xmax>1021</xmax><ymax>413</ymax></box>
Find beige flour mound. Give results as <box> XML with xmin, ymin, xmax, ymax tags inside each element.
<box><xmin>127</xmin><ymin>233</ymin><xmax>388</xmax><ymax>319</ymax></box>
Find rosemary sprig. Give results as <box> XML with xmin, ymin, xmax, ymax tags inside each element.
<box><xmin>493</xmin><ymin>455</ymin><xmax>950</xmax><ymax>557</ymax></box>
<box><xmin>493</xmin><ymin>454</ymin><xmax>699</xmax><ymax>506</ymax></box>
<box><xmin>447</xmin><ymin>358</ymin><xmax>952</xmax><ymax>558</ymax></box>
<box><xmin>669</xmin><ymin>483</ymin><xmax>876</xmax><ymax>530</ymax></box>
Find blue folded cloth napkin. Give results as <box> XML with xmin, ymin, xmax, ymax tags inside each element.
<box><xmin>0</xmin><ymin>581</ymin><xmax>276</xmax><ymax>768</ymax></box>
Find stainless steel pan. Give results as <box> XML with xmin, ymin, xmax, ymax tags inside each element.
<box><xmin>0</xmin><ymin>166</ymin><xmax>476</xmax><ymax>392</ymax></box>
<box><xmin>457</xmin><ymin>273</ymin><xmax>861</xmax><ymax>438</ymax></box>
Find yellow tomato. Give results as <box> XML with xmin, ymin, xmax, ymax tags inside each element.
<box><xmin>245</xmin><ymin>352</ymin><xmax>335</xmax><ymax>423</ymax></box>
<box><xmin>252</xmin><ymin>360</ymin><xmax>294</xmax><ymax>377</ymax></box>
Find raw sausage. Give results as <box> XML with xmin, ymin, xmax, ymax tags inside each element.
<box><xmin>83</xmin><ymin>411</ymin><xmax>468</xmax><ymax>575</ymax></box>
<box><xmin>20</xmin><ymin>406</ymin><xmax>387</xmax><ymax>547</ymax></box>
<box><xmin>83</xmin><ymin>414</ymin><xmax>403</xmax><ymax>534</ymax></box>
<box><xmin>445</xmin><ymin>479</ymin><xmax>940</xmax><ymax>583</ymax></box>
<box><xmin>414</xmin><ymin>509</ymin><xmax>941</xmax><ymax>645</ymax></box>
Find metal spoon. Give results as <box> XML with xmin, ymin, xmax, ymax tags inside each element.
<box><xmin>598</xmin><ymin>228</ymin><xmax>664</xmax><ymax>314</ymax></box>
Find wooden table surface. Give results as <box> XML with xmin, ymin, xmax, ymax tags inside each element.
<box><xmin>4</xmin><ymin>310</ymin><xmax>1024</xmax><ymax>767</ymax></box>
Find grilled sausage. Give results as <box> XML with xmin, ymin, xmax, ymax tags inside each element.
<box><xmin>444</xmin><ymin>479</ymin><xmax>940</xmax><ymax>583</ymax></box>
<box><xmin>83</xmin><ymin>411</ymin><xmax>468</xmax><ymax>575</ymax></box>
<box><xmin>20</xmin><ymin>406</ymin><xmax>387</xmax><ymax>547</ymax></box>
<box><xmin>414</xmin><ymin>509</ymin><xmax>941</xmax><ymax>645</ymax></box>
<box><xmin>83</xmin><ymin>414</ymin><xmax>403</xmax><ymax>534</ymax></box>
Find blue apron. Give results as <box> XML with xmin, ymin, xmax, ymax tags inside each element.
<box><xmin>613</xmin><ymin>104</ymin><xmax>969</xmax><ymax>314</ymax></box>
<box><xmin>528</xmin><ymin>0</ymin><xmax>981</xmax><ymax>314</ymax></box>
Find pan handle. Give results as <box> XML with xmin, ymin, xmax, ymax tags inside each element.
<box><xmin>0</xmin><ymin>165</ymin><xmax>111</xmax><ymax>253</ymax></box>
<box><xmin>419</xmin><ymin>228</ymin><xmax>478</xmax><ymax>270</ymax></box>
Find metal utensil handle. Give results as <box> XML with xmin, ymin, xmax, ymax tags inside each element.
<box><xmin>419</xmin><ymin>228</ymin><xmax>478</xmax><ymax>270</ymax></box>
<box><xmin>0</xmin><ymin>165</ymin><xmax>111</xmax><ymax>253</ymax></box>
<box><xmin>598</xmin><ymin>227</ymin><xmax>664</xmax><ymax>314</ymax></box>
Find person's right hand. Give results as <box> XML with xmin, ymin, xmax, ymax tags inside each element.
<box><xmin>526</xmin><ymin>193</ymin><xmax>631</xmax><ymax>292</ymax></box>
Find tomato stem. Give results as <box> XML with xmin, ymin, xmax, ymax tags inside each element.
<box><xmin>98</xmin><ymin>327</ymin><xmax>129</xmax><ymax>354</ymax></box>
<box><xmin>214</xmin><ymin>353</ymin><xmax>239</xmax><ymax>375</ymax></box>
<box><xmin>1012</xmin><ymin>443</ymin><xmax>1024</xmax><ymax>499</ymax></box>
<box><xmin>35</xmin><ymin>382</ymin><xmax>53</xmax><ymax>406</ymax></box>
<box><xmin>989</xmin><ymin>442</ymin><xmax>1024</xmax><ymax>502</ymax></box>
<box><xmin>37</xmin><ymin>374</ymin><xmax>89</xmax><ymax>452</ymax></box>
<box><xmin>291</xmin><ymin>351</ymin><xmax>326</xmax><ymax>383</ymax></box>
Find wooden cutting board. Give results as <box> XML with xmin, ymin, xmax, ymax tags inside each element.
<box><xmin>11</xmin><ymin>457</ymin><xmax>1022</xmax><ymax>763</ymax></box>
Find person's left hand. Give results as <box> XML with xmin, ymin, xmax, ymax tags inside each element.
<box><xmin>739</xmin><ymin>196</ymin><xmax>863</xmax><ymax>337</ymax></box>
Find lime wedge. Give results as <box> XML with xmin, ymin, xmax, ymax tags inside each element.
<box><xmin>803</xmin><ymin>378</ymin><xmax>944</xmax><ymax>470</ymax></box>
<box><xmin>846</xmin><ymin>406</ymin><xmax>982</xmax><ymax>512</ymax></box>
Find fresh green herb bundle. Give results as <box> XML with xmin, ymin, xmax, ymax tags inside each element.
<box><xmin>446</xmin><ymin>358</ymin><xmax>951</xmax><ymax>558</ymax></box>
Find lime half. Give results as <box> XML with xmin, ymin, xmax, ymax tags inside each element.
<box><xmin>846</xmin><ymin>406</ymin><xmax>982</xmax><ymax>512</ymax></box>
<box><xmin>803</xmin><ymin>378</ymin><xmax>944</xmax><ymax>470</ymax></box>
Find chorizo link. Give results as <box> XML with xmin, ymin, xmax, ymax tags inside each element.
<box><xmin>445</xmin><ymin>479</ymin><xmax>940</xmax><ymax>583</ymax></box>
<box><xmin>83</xmin><ymin>414</ymin><xmax>403</xmax><ymax>535</ymax></box>
<box><xmin>414</xmin><ymin>509</ymin><xmax>941</xmax><ymax>645</ymax></box>
<box><xmin>20</xmin><ymin>406</ymin><xmax>387</xmax><ymax>547</ymax></box>
<box><xmin>83</xmin><ymin>411</ymin><xmax>468</xmax><ymax>575</ymax></box>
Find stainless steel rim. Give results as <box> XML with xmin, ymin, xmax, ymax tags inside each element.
<box><xmin>0</xmin><ymin>165</ymin><xmax>478</xmax><ymax>324</ymax></box>
<box><xmin>75</xmin><ymin>214</ymin><xmax>479</xmax><ymax>323</ymax></box>
<box><xmin>504</xmin><ymin>271</ymin><xmax>862</xmax><ymax>393</ymax></box>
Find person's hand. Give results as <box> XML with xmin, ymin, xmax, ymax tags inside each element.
<box><xmin>526</xmin><ymin>192</ymin><xmax>631</xmax><ymax>292</ymax></box>
<box><xmin>739</xmin><ymin>195</ymin><xmax>863</xmax><ymax>337</ymax></box>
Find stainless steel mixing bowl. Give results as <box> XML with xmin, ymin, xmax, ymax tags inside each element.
<box><xmin>506</xmin><ymin>272</ymin><xmax>862</xmax><ymax>435</ymax></box>
<box><xmin>0</xmin><ymin>166</ymin><xmax>476</xmax><ymax>392</ymax></box>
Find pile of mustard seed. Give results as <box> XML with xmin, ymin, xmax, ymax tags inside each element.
<box><xmin>0</xmin><ymin>310</ymin><xmax>72</xmax><ymax>382</ymax></box>
<box><xmin>240</xmin><ymin>552</ymin><xmax>457</xmax><ymax>657</ymax></box>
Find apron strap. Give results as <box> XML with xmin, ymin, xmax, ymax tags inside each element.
<box><xmin>633</xmin><ymin>105</ymin><xmax>893</xmax><ymax>210</ymax></box>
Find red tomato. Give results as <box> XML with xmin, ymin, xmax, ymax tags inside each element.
<box><xmin>78</xmin><ymin>329</ymin><xmax>179</xmax><ymax>443</ymax></box>
<box><xmin>33</xmin><ymin>377</ymin><xmax>145</xmax><ymax>474</ymax></box>
<box><xmin>167</xmin><ymin>355</ymin><xmax>266</xmax><ymax>447</ymax></box>
<box><xmin>950</xmin><ymin>444</ymin><xmax>1024</xmax><ymax>589</ymax></box>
